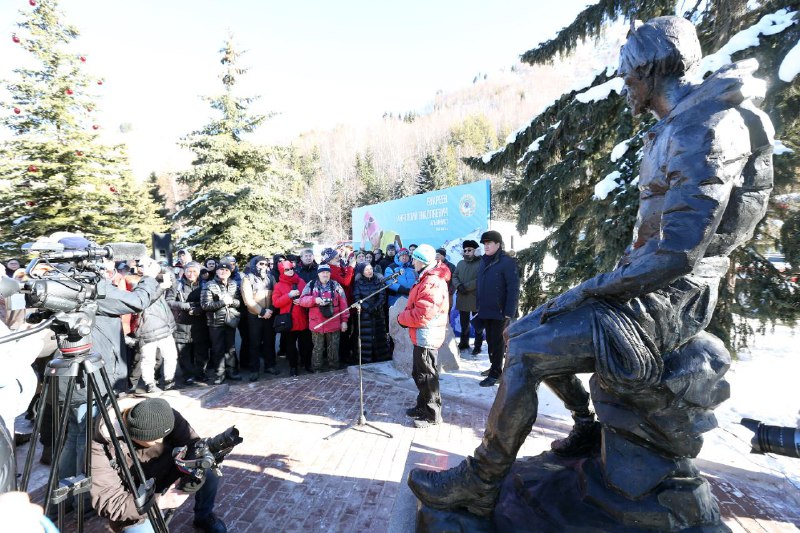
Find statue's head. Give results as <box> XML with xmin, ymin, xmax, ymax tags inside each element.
<box><xmin>619</xmin><ymin>16</ymin><xmax>701</xmax><ymax>115</ymax></box>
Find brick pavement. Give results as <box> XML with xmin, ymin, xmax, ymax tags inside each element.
<box><xmin>20</xmin><ymin>367</ymin><xmax>800</xmax><ymax>532</ymax></box>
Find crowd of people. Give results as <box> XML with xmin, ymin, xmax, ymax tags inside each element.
<box><xmin>0</xmin><ymin>230</ymin><xmax>521</xmax><ymax>531</ymax></box>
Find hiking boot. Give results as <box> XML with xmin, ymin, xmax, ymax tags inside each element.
<box><xmin>226</xmin><ymin>372</ymin><xmax>243</xmax><ymax>381</ymax></box>
<box><xmin>413</xmin><ymin>418</ymin><xmax>441</xmax><ymax>429</ymax></box>
<box><xmin>162</xmin><ymin>380</ymin><xmax>175</xmax><ymax>391</ymax></box>
<box><xmin>407</xmin><ymin>457</ymin><xmax>500</xmax><ymax>517</ymax></box>
<box><xmin>457</xmin><ymin>342</ymin><xmax>470</xmax><ymax>351</ymax></box>
<box><xmin>145</xmin><ymin>383</ymin><xmax>162</xmax><ymax>394</ymax></box>
<box><xmin>472</xmin><ymin>346</ymin><xmax>482</xmax><ymax>356</ymax></box>
<box><xmin>480</xmin><ymin>368</ymin><xmax>491</xmax><ymax>377</ymax></box>
<box><xmin>479</xmin><ymin>376</ymin><xmax>497</xmax><ymax>387</ymax></box>
<box><xmin>212</xmin><ymin>375</ymin><xmax>225</xmax><ymax>385</ymax></box>
<box><xmin>193</xmin><ymin>512</ymin><xmax>227</xmax><ymax>533</ymax></box>
<box><xmin>551</xmin><ymin>420</ymin><xmax>601</xmax><ymax>457</ymax></box>
<box><xmin>406</xmin><ymin>406</ymin><xmax>424</xmax><ymax>418</ymax></box>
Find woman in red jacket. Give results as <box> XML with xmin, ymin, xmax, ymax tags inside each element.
<box><xmin>272</xmin><ymin>261</ymin><xmax>310</xmax><ymax>376</ymax></box>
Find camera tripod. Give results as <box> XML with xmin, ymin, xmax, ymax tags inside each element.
<box><xmin>314</xmin><ymin>276</ymin><xmax>396</xmax><ymax>440</ymax></box>
<box><xmin>13</xmin><ymin>307</ymin><xmax>168</xmax><ymax>533</ymax></box>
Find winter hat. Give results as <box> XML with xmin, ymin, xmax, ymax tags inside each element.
<box><xmin>278</xmin><ymin>260</ymin><xmax>295</xmax><ymax>274</ymax></box>
<box><xmin>217</xmin><ymin>260</ymin><xmax>234</xmax><ymax>271</ymax></box>
<box><xmin>480</xmin><ymin>230</ymin><xmax>503</xmax><ymax>245</ymax></box>
<box><xmin>412</xmin><ymin>244</ymin><xmax>437</xmax><ymax>265</ymax></box>
<box><xmin>127</xmin><ymin>399</ymin><xmax>175</xmax><ymax>441</ymax></box>
<box><xmin>397</xmin><ymin>247</ymin><xmax>410</xmax><ymax>257</ymax></box>
<box><xmin>321</xmin><ymin>247</ymin><xmax>338</xmax><ymax>264</ymax></box>
<box><xmin>355</xmin><ymin>262</ymin><xmax>367</xmax><ymax>277</ymax></box>
<box><xmin>58</xmin><ymin>235</ymin><xmax>96</xmax><ymax>249</ymax></box>
<box><xmin>222</xmin><ymin>255</ymin><xmax>237</xmax><ymax>267</ymax></box>
<box><xmin>462</xmin><ymin>239</ymin><xmax>479</xmax><ymax>250</ymax></box>
<box><xmin>317</xmin><ymin>263</ymin><xmax>331</xmax><ymax>273</ymax></box>
<box><xmin>184</xmin><ymin>261</ymin><xmax>201</xmax><ymax>271</ymax></box>
<box><xmin>436</xmin><ymin>247</ymin><xmax>447</xmax><ymax>257</ymax></box>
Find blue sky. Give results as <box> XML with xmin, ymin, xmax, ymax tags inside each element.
<box><xmin>0</xmin><ymin>0</ymin><xmax>595</xmax><ymax>178</ymax></box>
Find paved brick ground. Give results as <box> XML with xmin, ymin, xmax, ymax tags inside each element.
<box><xmin>20</xmin><ymin>367</ymin><xmax>800</xmax><ymax>532</ymax></box>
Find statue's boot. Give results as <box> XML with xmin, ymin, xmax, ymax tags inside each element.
<box><xmin>551</xmin><ymin>414</ymin><xmax>601</xmax><ymax>457</ymax></box>
<box><xmin>407</xmin><ymin>457</ymin><xmax>500</xmax><ymax>517</ymax></box>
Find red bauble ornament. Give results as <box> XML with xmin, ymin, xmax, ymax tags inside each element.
<box><xmin>97</xmin><ymin>80</ymin><xmax>104</xmax><ymax>86</ymax></box>
<box><xmin>109</xmin><ymin>186</ymin><xmax>117</xmax><ymax>193</ymax></box>
<box><xmin>79</xmin><ymin>56</ymin><xmax>86</xmax><ymax>62</ymax></box>
<box><xmin>27</xmin><ymin>164</ymin><xmax>38</xmax><ymax>173</ymax></box>
<box><xmin>92</xmin><ymin>124</ymin><xmax>100</xmax><ymax>130</ymax></box>
<box><xmin>12</xmin><ymin>35</ymin><xmax>20</xmax><ymax>44</ymax></box>
<box><xmin>65</xmin><ymin>88</ymin><xmax>73</xmax><ymax>95</ymax></box>
<box><xmin>13</xmin><ymin>107</ymin><xmax>20</xmax><ymax>114</ymax></box>
<box><xmin>25</xmin><ymin>200</ymin><xmax>35</xmax><ymax>207</ymax></box>
<box><xmin>75</xmin><ymin>150</ymin><xmax>84</xmax><ymax>157</ymax></box>
<box><xmin>29</xmin><ymin>0</ymin><xmax>37</xmax><ymax>6</ymax></box>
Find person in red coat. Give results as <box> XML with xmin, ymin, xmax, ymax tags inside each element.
<box><xmin>397</xmin><ymin>244</ymin><xmax>451</xmax><ymax>428</ymax></box>
<box><xmin>322</xmin><ymin>247</ymin><xmax>356</xmax><ymax>364</ymax></box>
<box><xmin>299</xmin><ymin>264</ymin><xmax>350</xmax><ymax>371</ymax></box>
<box><xmin>273</xmin><ymin>260</ymin><xmax>311</xmax><ymax>376</ymax></box>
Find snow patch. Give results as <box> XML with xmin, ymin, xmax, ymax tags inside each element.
<box><xmin>696</xmin><ymin>8</ymin><xmax>797</xmax><ymax>80</ymax></box>
<box><xmin>518</xmin><ymin>134</ymin><xmax>547</xmax><ymax>163</ymax></box>
<box><xmin>593</xmin><ymin>170</ymin><xmax>622</xmax><ymax>200</ymax></box>
<box><xmin>610</xmin><ymin>138</ymin><xmax>632</xmax><ymax>162</ymax></box>
<box><xmin>481</xmin><ymin>148</ymin><xmax>503</xmax><ymax>164</ymax></box>
<box><xmin>779</xmin><ymin>40</ymin><xmax>800</xmax><ymax>82</ymax></box>
<box><xmin>774</xmin><ymin>139</ymin><xmax>794</xmax><ymax>154</ymax></box>
<box><xmin>575</xmin><ymin>78</ymin><xmax>625</xmax><ymax>103</ymax></box>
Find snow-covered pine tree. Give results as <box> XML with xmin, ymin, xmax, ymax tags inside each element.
<box><xmin>467</xmin><ymin>0</ymin><xmax>800</xmax><ymax>351</ymax></box>
<box><xmin>173</xmin><ymin>37</ymin><xmax>303</xmax><ymax>261</ymax></box>
<box><xmin>0</xmin><ymin>0</ymin><xmax>165</xmax><ymax>251</ymax></box>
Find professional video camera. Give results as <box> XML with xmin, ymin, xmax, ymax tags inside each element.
<box><xmin>740</xmin><ymin>418</ymin><xmax>799</xmax><ymax>459</ymax></box>
<box><xmin>0</xmin><ymin>240</ymin><xmax>147</xmax><ymax>315</ymax></box>
<box><xmin>173</xmin><ymin>426</ymin><xmax>244</xmax><ymax>481</ymax></box>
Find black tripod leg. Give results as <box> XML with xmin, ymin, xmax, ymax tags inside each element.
<box><xmin>42</xmin><ymin>376</ymin><xmax>75</xmax><ymax>531</ymax></box>
<box><xmin>88</xmin><ymin>367</ymin><xmax>169</xmax><ymax>533</ymax></box>
<box><xmin>21</xmin><ymin>374</ymin><xmax>51</xmax><ymax>490</ymax></box>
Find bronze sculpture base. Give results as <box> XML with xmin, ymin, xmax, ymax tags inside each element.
<box><xmin>417</xmin><ymin>450</ymin><xmax>731</xmax><ymax>532</ymax></box>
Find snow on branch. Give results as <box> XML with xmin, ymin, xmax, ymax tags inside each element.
<box><xmin>779</xmin><ymin>40</ymin><xmax>800</xmax><ymax>82</ymax></box>
<box><xmin>575</xmin><ymin>77</ymin><xmax>625</xmax><ymax>103</ymax></box>
<box><xmin>695</xmin><ymin>8</ymin><xmax>798</xmax><ymax>81</ymax></box>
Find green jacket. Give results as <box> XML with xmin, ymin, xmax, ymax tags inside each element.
<box><xmin>453</xmin><ymin>255</ymin><xmax>481</xmax><ymax>312</ymax></box>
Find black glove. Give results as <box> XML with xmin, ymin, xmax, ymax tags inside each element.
<box><xmin>180</xmin><ymin>475</ymin><xmax>206</xmax><ymax>493</ymax></box>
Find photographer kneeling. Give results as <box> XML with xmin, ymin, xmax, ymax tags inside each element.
<box><xmin>90</xmin><ymin>398</ymin><xmax>226</xmax><ymax>533</ymax></box>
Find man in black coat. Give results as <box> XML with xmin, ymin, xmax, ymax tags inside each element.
<box><xmin>166</xmin><ymin>261</ymin><xmax>210</xmax><ymax>386</ymax></box>
<box><xmin>475</xmin><ymin>231</ymin><xmax>519</xmax><ymax>387</ymax></box>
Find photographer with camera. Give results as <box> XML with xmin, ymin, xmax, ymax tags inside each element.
<box><xmin>133</xmin><ymin>266</ymin><xmax>178</xmax><ymax>394</ymax></box>
<box><xmin>299</xmin><ymin>264</ymin><xmax>349</xmax><ymax>372</ymax></box>
<box><xmin>90</xmin><ymin>398</ymin><xmax>227</xmax><ymax>533</ymax></box>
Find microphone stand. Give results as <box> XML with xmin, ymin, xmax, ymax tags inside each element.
<box><xmin>316</xmin><ymin>271</ymin><xmax>400</xmax><ymax>440</ymax></box>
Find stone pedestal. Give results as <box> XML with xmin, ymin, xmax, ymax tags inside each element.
<box><xmin>389</xmin><ymin>297</ymin><xmax>460</xmax><ymax>376</ymax></box>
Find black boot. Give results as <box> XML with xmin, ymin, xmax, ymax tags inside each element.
<box><xmin>407</xmin><ymin>457</ymin><xmax>500</xmax><ymax>517</ymax></box>
<box><xmin>551</xmin><ymin>417</ymin><xmax>601</xmax><ymax>457</ymax></box>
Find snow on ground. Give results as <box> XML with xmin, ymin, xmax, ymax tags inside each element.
<box><xmin>370</xmin><ymin>319</ymin><xmax>800</xmax><ymax>489</ymax></box>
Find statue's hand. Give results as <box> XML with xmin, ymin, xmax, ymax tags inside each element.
<box><xmin>540</xmin><ymin>289</ymin><xmax>584</xmax><ymax>324</ymax></box>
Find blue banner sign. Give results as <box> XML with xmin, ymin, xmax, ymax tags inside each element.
<box><xmin>352</xmin><ymin>180</ymin><xmax>490</xmax><ymax>262</ymax></box>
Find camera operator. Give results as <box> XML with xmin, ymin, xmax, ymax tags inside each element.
<box><xmin>90</xmin><ymin>398</ymin><xmax>226</xmax><ymax>533</ymax></box>
<box><xmin>51</xmin><ymin>236</ymin><xmax>163</xmax><ymax>509</ymax></box>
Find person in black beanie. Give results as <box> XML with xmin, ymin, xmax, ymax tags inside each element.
<box><xmin>90</xmin><ymin>398</ymin><xmax>227</xmax><ymax>533</ymax></box>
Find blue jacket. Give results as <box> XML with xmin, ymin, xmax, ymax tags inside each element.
<box><xmin>384</xmin><ymin>257</ymin><xmax>417</xmax><ymax>307</ymax></box>
<box><xmin>476</xmin><ymin>250</ymin><xmax>520</xmax><ymax>320</ymax></box>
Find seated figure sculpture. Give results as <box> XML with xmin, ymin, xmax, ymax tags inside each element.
<box><xmin>408</xmin><ymin>16</ymin><xmax>774</xmax><ymax>530</ymax></box>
